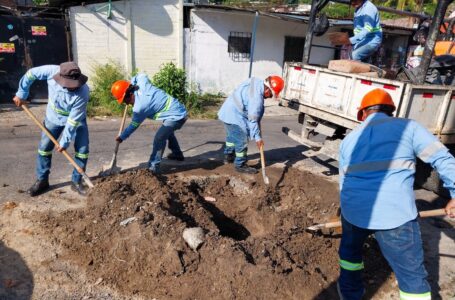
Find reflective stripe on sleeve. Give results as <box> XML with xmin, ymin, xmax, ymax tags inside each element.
<box><xmin>418</xmin><ymin>141</ymin><xmax>446</xmax><ymax>163</ymax></box>
<box><xmin>153</xmin><ymin>96</ymin><xmax>172</xmax><ymax>120</ymax></box>
<box><xmin>235</xmin><ymin>151</ymin><xmax>246</xmax><ymax>158</ymax></box>
<box><xmin>67</xmin><ymin>118</ymin><xmax>80</xmax><ymax>127</ymax></box>
<box><xmin>26</xmin><ymin>71</ymin><xmax>36</xmax><ymax>81</ymax></box>
<box><xmin>38</xmin><ymin>150</ymin><xmax>52</xmax><ymax>156</ymax></box>
<box><xmin>399</xmin><ymin>291</ymin><xmax>431</xmax><ymax>300</ymax></box>
<box><xmin>342</xmin><ymin>159</ymin><xmax>415</xmax><ymax>175</ymax></box>
<box><xmin>226</xmin><ymin>142</ymin><xmax>235</xmax><ymax>147</ymax></box>
<box><xmin>75</xmin><ymin>152</ymin><xmax>89</xmax><ymax>159</ymax></box>
<box><xmin>50</xmin><ymin>102</ymin><xmax>70</xmax><ymax>116</ymax></box>
<box><xmin>339</xmin><ymin>259</ymin><xmax>364</xmax><ymax>271</ymax></box>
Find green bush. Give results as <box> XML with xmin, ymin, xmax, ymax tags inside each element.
<box><xmin>88</xmin><ymin>61</ymin><xmax>126</xmax><ymax>117</ymax></box>
<box><xmin>87</xmin><ymin>61</ymin><xmax>223</xmax><ymax>119</ymax></box>
<box><xmin>151</xmin><ymin>62</ymin><xmax>187</xmax><ymax>103</ymax></box>
<box><xmin>152</xmin><ymin>62</ymin><xmax>223</xmax><ymax>118</ymax></box>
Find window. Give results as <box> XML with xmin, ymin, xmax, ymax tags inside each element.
<box><xmin>283</xmin><ymin>36</ymin><xmax>305</xmax><ymax>65</ymax></box>
<box><xmin>228</xmin><ymin>32</ymin><xmax>252</xmax><ymax>62</ymax></box>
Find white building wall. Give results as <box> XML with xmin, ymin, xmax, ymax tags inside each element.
<box><xmin>70</xmin><ymin>0</ymin><xmax>182</xmax><ymax>84</ymax></box>
<box><xmin>186</xmin><ymin>9</ymin><xmax>337</xmax><ymax>94</ymax></box>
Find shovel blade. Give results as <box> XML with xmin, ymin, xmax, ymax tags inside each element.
<box><xmin>261</xmin><ymin>169</ymin><xmax>270</xmax><ymax>185</ymax></box>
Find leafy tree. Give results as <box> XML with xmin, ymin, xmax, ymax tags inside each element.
<box><xmin>32</xmin><ymin>0</ymin><xmax>48</xmax><ymax>5</ymax></box>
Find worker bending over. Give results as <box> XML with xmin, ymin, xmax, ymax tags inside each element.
<box><xmin>13</xmin><ymin>62</ymin><xmax>90</xmax><ymax>196</ymax></box>
<box><xmin>338</xmin><ymin>88</ymin><xmax>455</xmax><ymax>300</ymax></box>
<box><xmin>330</xmin><ymin>0</ymin><xmax>382</xmax><ymax>62</ymax></box>
<box><xmin>218</xmin><ymin>76</ymin><xmax>284</xmax><ymax>174</ymax></box>
<box><xmin>111</xmin><ymin>74</ymin><xmax>187</xmax><ymax>175</ymax></box>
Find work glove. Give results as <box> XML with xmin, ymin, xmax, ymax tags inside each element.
<box><xmin>256</xmin><ymin>139</ymin><xmax>264</xmax><ymax>149</ymax></box>
<box><xmin>116</xmin><ymin>136</ymin><xmax>123</xmax><ymax>143</ymax></box>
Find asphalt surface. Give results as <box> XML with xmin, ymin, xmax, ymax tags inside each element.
<box><xmin>0</xmin><ymin>103</ymin><xmax>325</xmax><ymax>192</ymax></box>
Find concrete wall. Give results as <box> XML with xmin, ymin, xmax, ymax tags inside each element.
<box><xmin>69</xmin><ymin>0</ymin><xmax>183</xmax><ymax>83</ymax></box>
<box><xmin>185</xmin><ymin>9</ymin><xmax>337</xmax><ymax>94</ymax></box>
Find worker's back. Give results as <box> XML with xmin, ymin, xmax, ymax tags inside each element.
<box><xmin>339</xmin><ymin>112</ymin><xmax>451</xmax><ymax>229</ymax></box>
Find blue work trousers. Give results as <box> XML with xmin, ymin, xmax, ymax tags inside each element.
<box><xmin>223</xmin><ymin>123</ymin><xmax>248</xmax><ymax>168</ymax></box>
<box><xmin>148</xmin><ymin>118</ymin><xmax>186</xmax><ymax>172</ymax></box>
<box><xmin>351</xmin><ymin>43</ymin><xmax>380</xmax><ymax>62</ymax></box>
<box><xmin>338</xmin><ymin>216</ymin><xmax>431</xmax><ymax>300</ymax></box>
<box><xmin>37</xmin><ymin>118</ymin><xmax>89</xmax><ymax>183</ymax></box>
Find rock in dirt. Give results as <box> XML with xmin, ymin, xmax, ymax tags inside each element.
<box><xmin>183</xmin><ymin>227</ymin><xmax>205</xmax><ymax>250</ymax></box>
<box><xmin>204</xmin><ymin>196</ymin><xmax>216</xmax><ymax>202</ymax></box>
<box><xmin>119</xmin><ymin>217</ymin><xmax>137</xmax><ymax>226</ymax></box>
<box><xmin>3</xmin><ymin>201</ymin><xmax>18</xmax><ymax>210</ymax></box>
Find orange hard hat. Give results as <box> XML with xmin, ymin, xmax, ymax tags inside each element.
<box><xmin>111</xmin><ymin>80</ymin><xmax>131</xmax><ymax>104</ymax></box>
<box><xmin>357</xmin><ymin>88</ymin><xmax>395</xmax><ymax>121</ymax></box>
<box><xmin>267</xmin><ymin>75</ymin><xmax>284</xmax><ymax>97</ymax></box>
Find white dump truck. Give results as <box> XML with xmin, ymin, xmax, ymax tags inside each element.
<box><xmin>280</xmin><ymin>62</ymin><xmax>455</xmax><ymax>194</ymax></box>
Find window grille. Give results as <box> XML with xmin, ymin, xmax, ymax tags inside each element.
<box><xmin>228</xmin><ymin>31</ymin><xmax>252</xmax><ymax>62</ymax></box>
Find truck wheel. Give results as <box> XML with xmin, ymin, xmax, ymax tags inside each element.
<box><xmin>415</xmin><ymin>159</ymin><xmax>450</xmax><ymax>198</ymax></box>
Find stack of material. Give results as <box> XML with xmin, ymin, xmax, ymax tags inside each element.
<box><xmin>328</xmin><ymin>59</ymin><xmax>385</xmax><ymax>78</ymax></box>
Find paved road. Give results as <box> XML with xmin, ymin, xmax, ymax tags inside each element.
<box><xmin>1</xmin><ymin>103</ymin><xmax>330</xmax><ymax>192</ymax></box>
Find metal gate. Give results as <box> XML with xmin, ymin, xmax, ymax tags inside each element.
<box><xmin>0</xmin><ymin>15</ymin><xmax>69</xmax><ymax>103</ymax></box>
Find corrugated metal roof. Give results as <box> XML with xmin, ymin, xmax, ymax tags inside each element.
<box><xmin>191</xmin><ymin>4</ymin><xmax>414</xmax><ymax>31</ymax></box>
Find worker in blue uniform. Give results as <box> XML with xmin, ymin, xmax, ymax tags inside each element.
<box><xmin>111</xmin><ymin>74</ymin><xmax>187</xmax><ymax>175</ymax></box>
<box><xmin>329</xmin><ymin>0</ymin><xmax>383</xmax><ymax>62</ymax></box>
<box><xmin>338</xmin><ymin>88</ymin><xmax>455</xmax><ymax>300</ymax></box>
<box><xmin>217</xmin><ymin>76</ymin><xmax>284</xmax><ymax>174</ymax></box>
<box><xmin>13</xmin><ymin>62</ymin><xmax>90</xmax><ymax>196</ymax></box>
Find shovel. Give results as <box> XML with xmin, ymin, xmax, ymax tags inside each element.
<box><xmin>100</xmin><ymin>105</ymin><xmax>129</xmax><ymax>176</ymax></box>
<box><xmin>259</xmin><ymin>144</ymin><xmax>270</xmax><ymax>185</ymax></box>
<box><xmin>306</xmin><ymin>208</ymin><xmax>451</xmax><ymax>232</ymax></box>
<box><xmin>21</xmin><ymin>104</ymin><xmax>94</xmax><ymax>188</ymax></box>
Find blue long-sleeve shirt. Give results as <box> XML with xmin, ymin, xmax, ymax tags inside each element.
<box><xmin>339</xmin><ymin>113</ymin><xmax>455</xmax><ymax>230</ymax></box>
<box><xmin>217</xmin><ymin>78</ymin><xmax>265</xmax><ymax>141</ymax></box>
<box><xmin>16</xmin><ymin>65</ymin><xmax>90</xmax><ymax>149</ymax></box>
<box><xmin>119</xmin><ymin>74</ymin><xmax>187</xmax><ymax>141</ymax></box>
<box><xmin>349</xmin><ymin>0</ymin><xmax>382</xmax><ymax>50</ymax></box>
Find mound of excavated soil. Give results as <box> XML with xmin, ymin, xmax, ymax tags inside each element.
<box><xmin>38</xmin><ymin>167</ymin><xmax>392</xmax><ymax>299</ymax></box>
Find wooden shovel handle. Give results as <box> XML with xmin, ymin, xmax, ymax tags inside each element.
<box><xmin>112</xmin><ymin>105</ymin><xmax>129</xmax><ymax>153</ymax></box>
<box><xmin>419</xmin><ymin>208</ymin><xmax>447</xmax><ymax>218</ymax></box>
<box><xmin>259</xmin><ymin>145</ymin><xmax>266</xmax><ymax>170</ymax></box>
<box><xmin>118</xmin><ymin>105</ymin><xmax>129</xmax><ymax>135</ymax></box>
<box><xmin>21</xmin><ymin>104</ymin><xmax>94</xmax><ymax>188</ymax></box>
<box><xmin>319</xmin><ymin>208</ymin><xmax>450</xmax><ymax>230</ymax></box>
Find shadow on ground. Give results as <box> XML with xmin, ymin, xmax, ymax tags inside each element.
<box><xmin>0</xmin><ymin>241</ymin><xmax>34</xmax><ymax>300</ymax></box>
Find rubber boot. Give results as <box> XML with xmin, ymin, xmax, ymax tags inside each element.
<box><xmin>71</xmin><ymin>181</ymin><xmax>88</xmax><ymax>196</ymax></box>
<box><xmin>224</xmin><ymin>153</ymin><xmax>235</xmax><ymax>164</ymax></box>
<box><xmin>27</xmin><ymin>179</ymin><xmax>50</xmax><ymax>197</ymax></box>
<box><xmin>167</xmin><ymin>152</ymin><xmax>185</xmax><ymax>161</ymax></box>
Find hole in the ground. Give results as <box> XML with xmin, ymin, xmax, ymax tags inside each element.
<box><xmin>199</xmin><ymin>197</ymin><xmax>250</xmax><ymax>241</ymax></box>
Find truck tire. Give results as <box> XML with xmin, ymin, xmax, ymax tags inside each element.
<box><xmin>415</xmin><ymin>159</ymin><xmax>451</xmax><ymax>198</ymax></box>
<box><xmin>415</xmin><ymin>160</ymin><xmax>448</xmax><ymax>197</ymax></box>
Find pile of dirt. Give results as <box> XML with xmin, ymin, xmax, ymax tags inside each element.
<box><xmin>37</xmin><ymin>167</ymin><xmax>392</xmax><ymax>299</ymax></box>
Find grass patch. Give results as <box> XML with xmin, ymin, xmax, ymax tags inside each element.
<box><xmin>186</xmin><ymin>92</ymin><xmax>224</xmax><ymax>119</ymax></box>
